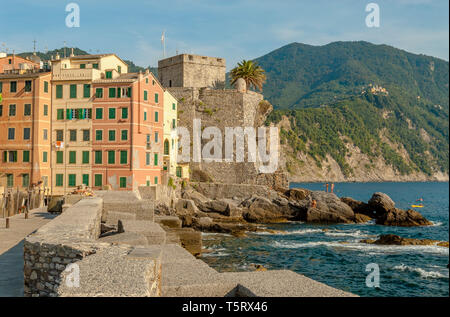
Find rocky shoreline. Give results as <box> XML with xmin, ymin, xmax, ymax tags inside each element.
<box><xmin>156</xmin><ymin>182</ymin><xmax>438</xmax><ymax>240</ymax></box>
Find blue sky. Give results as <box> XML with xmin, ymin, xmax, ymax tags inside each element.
<box><xmin>0</xmin><ymin>0</ymin><xmax>448</xmax><ymax>69</ymax></box>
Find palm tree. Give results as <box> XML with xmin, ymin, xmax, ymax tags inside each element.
<box><xmin>230</xmin><ymin>60</ymin><xmax>266</xmax><ymax>92</ymax></box>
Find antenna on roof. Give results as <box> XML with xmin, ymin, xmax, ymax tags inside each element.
<box><xmin>64</xmin><ymin>41</ymin><xmax>67</xmax><ymax>58</ymax></box>
<box><xmin>161</xmin><ymin>30</ymin><xmax>166</xmax><ymax>58</ymax></box>
<box><xmin>33</xmin><ymin>39</ymin><xmax>37</xmax><ymax>54</ymax></box>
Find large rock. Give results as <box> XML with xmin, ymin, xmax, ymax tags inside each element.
<box><xmin>361</xmin><ymin>234</ymin><xmax>447</xmax><ymax>247</ymax></box>
<box><xmin>191</xmin><ymin>169</ymin><xmax>214</xmax><ymax>182</ymax></box>
<box><xmin>340</xmin><ymin>197</ymin><xmax>375</xmax><ymax>218</ymax></box>
<box><xmin>376</xmin><ymin>208</ymin><xmax>432</xmax><ymax>227</ymax></box>
<box><xmin>241</xmin><ymin>196</ymin><xmax>292</xmax><ymax>223</ymax></box>
<box><xmin>368</xmin><ymin>192</ymin><xmax>395</xmax><ymax>214</ymax></box>
<box><xmin>175</xmin><ymin>199</ymin><xmax>199</xmax><ymax>215</ymax></box>
<box><xmin>285</xmin><ymin>188</ymin><xmax>311</xmax><ymax>201</ymax></box>
<box><xmin>306</xmin><ymin>208</ymin><xmax>354</xmax><ymax>224</ymax></box>
<box><xmin>307</xmin><ymin>191</ymin><xmax>355</xmax><ymax>224</ymax></box>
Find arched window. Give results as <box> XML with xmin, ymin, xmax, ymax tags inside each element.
<box><xmin>164</xmin><ymin>139</ymin><xmax>170</xmax><ymax>155</ymax></box>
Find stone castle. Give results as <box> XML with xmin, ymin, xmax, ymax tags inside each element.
<box><xmin>158</xmin><ymin>54</ymin><xmax>287</xmax><ymax>188</ymax></box>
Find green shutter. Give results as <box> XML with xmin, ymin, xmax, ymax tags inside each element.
<box><xmin>122</xmin><ymin>108</ymin><xmax>128</xmax><ymax>119</ymax></box>
<box><xmin>44</xmin><ymin>81</ymin><xmax>48</xmax><ymax>93</ymax></box>
<box><xmin>146</xmin><ymin>153</ymin><xmax>150</xmax><ymax>165</ymax></box>
<box><xmin>95</xmin><ymin>130</ymin><xmax>103</xmax><ymax>141</ymax></box>
<box><xmin>23</xmin><ymin>150</ymin><xmax>30</xmax><ymax>162</ymax></box>
<box><xmin>56</xmin><ymin>151</ymin><xmax>63</xmax><ymax>164</ymax></box>
<box><xmin>70</xmin><ymin>84</ymin><xmax>77</xmax><ymax>98</ymax></box>
<box><xmin>80</xmin><ymin>64</ymin><xmax>86</xmax><ymax>69</ymax></box>
<box><xmin>68</xmin><ymin>174</ymin><xmax>76</xmax><ymax>187</ymax></box>
<box><xmin>109</xmin><ymin>108</ymin><xmax>116</xmax><ymax>119</ymax></box>
<box><xmin>7</xmin><ymin>174</ymin><xmax>14</xmax><ymax>187</ymax></box>
<box><xmin>95</xmin><ymin>151</ymin><xmax>102</xmax><ymax>164</ymax></box>
<box><xmin>119</xmin><ymin>177</ymin><xmax>126</xmax><ymax>188</ymax></box>
<box><xmin>83</xmin><ymin>84</ymin><xmax>91</xmax><ymax>98</ymax></box>
<box><xmin>95</xmin><ymin>88</ymin><xmax>103</xmax><ymax>98</ymax></box>
<box><xmin>82</xmin><ymin>151</ymin><xmax>90</xmax><ymax>164</ymax></box>
<box><xmin>56</xmin><ymin>174</ymin><xmax>63</xmax><ymax>187</ymax></box>
<box><xmin>109</xmin><ymin>87</ymin><xmax>116</xmax><ymax>98</ymax></box>
<box><xmin>172</xmin><ymin>103</ymin><xmax>176</xmax><ymax>110</ymax></box>
<box><xmin>43</xmin><ymin>151</ymin><xmax>48</xmax><ymax>163</ymax></box>
<box><xmin>69</xmin><ymin>151</ymin><xmax>76</xmax><ymax>164</ymax></box>
<box><xmin>106</xmin><ymin>71</ymin><xmax>112</xmax><ymax>79</ymax></box>
<box><xmin>144</xmin><ymin>90</ymin><xmax>148</xmax><ymax>100</ymax></box>
<box><xmin>154</xmin><ymin>153</ymin><xmax>158</xmax><ymax>166</ymax></box>
<box><xmin>96</xmin><ymin>108</ymin><xmax>103</xmax><ymax>119</ymax></box>
<box><xmin>56</xmin><ymin>85</ymin><xmax>63</xmax><ymax>98</ymax></box>
<box><xmin>155</xmin><ymin>93</ymin><xmax>159</xmax><ymax>103</ymax></box>
<box><xmin>22</xmin><ymin>174</ymin><xmax>29</xmax><ymax>187</ymax></box>
<box><xmin>127</xmin><ymin>87</ymin><xmax>132</xmax><ymax>97</ymax></box>
<box><xmin>57</xmin><ymin>109</ymin><xmax>64</xmax><ymax>120</ymax></box>
<box><xmin>82</xmin><ymin>174</ymin><xmax>89</xmax><ymax>186</ymax></box>
<box><xmin>120</xmin><ymin>151</ymin><xmax>127</xmax><ymax>164</ymax></box>
<box><xmin>94</xmin><ymin>174</ymin><xmax>102</xmax><ymax>187</ymax></box>
<box><xmin>121</xmin><ymin>130</ymin><xmax>128</xmax><ymax>141</ymax></box>
<box><xmin>93</xmin><ymin>63</ymin><xmax>99</xmax><ymax>69</ymax></box>
<box><xmin>154</xmin><ymin>177</ymin><xmax>158</xmax><ymax>185</ymax></box>
<box><xmin>117</xmin><ymin>87</ymin><xmax>121</xmax><ymax>98</ymax></box>
<box><xmin>155</xmin><ymin>111</ymin><xmax>159</xmax><ymax>122</ymax></box>
<box><xmin>109</xmin><ymin>130</ymin><xmax>116</xmax><ymax>141</ymax></box>
<box><xmin>144</xmin><ymin>111</ymin><xmax>147</xmax><ymax>121</ymax></box>
<box><xmin>44</xmin><ymin>104</ymin><xmax>48</xmax><ymax>116</ymax></box>
<box><xmin>108</xmin><ymin>151</ymin><xmax>115</xmax><ymax>164</ymax></box>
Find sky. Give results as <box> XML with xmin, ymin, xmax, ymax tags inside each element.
<box><xmin>0</xmin><ymin>0</ymin><xmax>448</xmax><ymax>69</ymax></box>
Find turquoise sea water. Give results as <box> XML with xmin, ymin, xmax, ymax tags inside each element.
<box><xmin>201</xmin><ymin>182</ymin><xmax>449</xmax><ymax>297</ymax></box>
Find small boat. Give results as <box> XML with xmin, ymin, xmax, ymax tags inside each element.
<box><xmin>411</xmin><ymin>205</ymin><xmax>424</xmax><ymax>208</ymax></box>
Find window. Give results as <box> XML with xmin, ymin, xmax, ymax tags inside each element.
<box><xmin>106</xmin><ymin>71</ymin><xmax>112</xmax><ymax>79</ymax></box>
<box><xmin>116</xmin><ymin>87</ymin><xmax>121</xmax><ymax>98</ymax></box>
<box><xmin>23</xmin><ymin>174</ymin><xmax>30</xmax><ymax>187</ymax></box>
<box><xmin>56</xmin><ymin>85</ymin><xmax>63</xmax><ymax>98</ymax></box>
<box><xmin>82</xmin><ymin>151</ymin><xmax>90</xmax><ymax>164</ymax></box>
<box><xmin>9</xmin><ymin>104</ymin><xmax>16</xmax><ymax>116</ymax></box>
<box><xmin>56</xmin><ymin>151</ymin><xmax>63</xmax><ymax>164</ymax></box>
<box><xmin>108</xmin><ymin>130</ymin><xmax>116</xmax><ymax>141</ymax></box>
<box><xmin>44</xmin><ymin>81</ymin><xmax>49</xmax><ymax>93</ymax></box>
<box><xmin>56</xmin><ymin>130</ymin><xmax>63</xmax><ymax>141</ymax></box>
<box><xmin>23</xmin><ymin>150</ymin><xmax>30</xmax><ymax>162</ymax></box>
<box><xmin>95</xmin><ymin>130</ymin><xmax>103</xmax><ymax>141</ymax></box>
<box><xmin>118</xmin><ymin>66</ymin><xmax>121</xmax><ymax>74</ymax></box>
<box><xmin>83</xmin><ymin>84</ymin><xmax>91</xmax><ymax>98</ymax></box>
<box><xmin>146</xmin><ymin>153</ymin><xmax>150</xmax><ymax>165</ymax></box>
<box><xmin>68</xmin><ymin>174</ymin><xmax>76</xmax><ymax>187</ymax></box>
<box><xmin>93</xmin><ymin>63</ymin><xmax>99</xmax><ymax>69</ymax></box>
<box><xmin>82</xmin><ymin>174</ymin><xmax>89</xmax><ymax>186</ymax></box>
<box><xmin>144</xmin><ymin>90</ymin><xmax>148</xmax><ymax>100</ymax></box>
<box><xmin>154</xmin><ymin>153</ymin><xmax>159</xmax><ymax>166</ymax></box>
<box><xmin>43</xmin><ymin>129</ymin><xmax>48</xmax><ymax>140</ymax></box>
<box><xmin>25</xmin><ymin>81</ymin><xmax>32</xmax><ymax>92</ymax></box>
<box><xmin>0</xmin><ymin>82</ymin><xmax>2</xmax><ymax>93</ymax></box>
<box><xmin>43</xmin><ymin>104</ymin><xmax>48</xmax><ymax>116</ymax></box>
<box><xmin>57</xmin><ymin>109</ymin><xmax>64</xmax><ymax>120</ymax></box>
<box><xmin>144</xmin><ymin>111</ymin><xmax>147</xmax><ymax>121</ymax></box>
<box><xmin>68</xmin><ymin>130</ymin><xmax>76</xmax><ymax>142</ymax></box>
<box><xmin>80</xmin><ymin>64</ymin><xmax>86</xmax><ymax>69</ymax></box>
<box><xmin>176</xmin><ymin>166</ymin><xmax>182</xmax><ymax>178</ymax></box>
<box><xmin>70</xmin><ymin>84</ymin><xmax>77</xmax><ymax>98</ymax></box>
<box><xmin>8</xmin><ymin>128</ymin><xmax>15</xmax><ymax>140</ymax></box>
<box><xmin>173</xmin><ymin>103</ymin><xmax>176</xmax><ymax>110</ymax></box>
<box><xmin>95</xmin><ymin>151</ymin><xmax>102</xmax><ymax>164</ymax></box>
<box><xmin>121</xmin><ymin>108</ymin><xmax>128</xmax><ymax>119</ymax></box>
<box><xmin>109</xmin><ymin>87</ymin><xmax>116</xmax><ymax>98</ymax></box>
<box><xmin>108</xmin><ymin>151</ymin><xmax>115</xmax><ymax>164</ymax></box>
<box><xmin>155</xmin><ymin>111</ymin><xmax>159</xmax><ymax>122</ymax></box>
<box><xmin>121</xmin><ymin>130</ymin><xmax>128</xmax><ymax>141</ymax></box>
<box><xmin>10</xmin><ymin>81</ymin><xmax>17</xmax><ymax>93</ymax></box>
<box><xmin>120</xmin><ymin>150</ymin><xmax>127</xmax><ymax>164</ymax></box>
<box><xmin>164</xmin><ymin>140</ymin><xmax>169</xmax><ymax>155</ymax></box>
<box><xmin>69</xmin><ymin>151</ymin><xmax>76</xmax><ymax>164</ymax></box>
<box><xmin>23</xmin><ymin>128</ymin><xmax>30</xmax><ymax>140</ymax></box>
<box><xmin>119</xmin><ymin>177</ymin><xmax>126</xmax><ymax>188</ymax></box>
<box><xmin>56</xmin><ymin>174</ymin><xmax>63</xmax><ymax>187</ymax></box>
<box><xmin>3</xmin><ymin>151</ymin><xmax>6</xmax><ymax>162</ymax></box>
<box><xmin>172</xmin><ymin>119</ymin><xmax>176</xmax><ymax>129</ymax></box>
<box><xmin>155</xmin><ymin>132</ymin><xmax>159</xmax><ymax>143</ymax></box>
<box><xmin>146</xmin><ymin>180</ymin><xmax>150</xmax><ymax>186</ymax></box>
<box><xmin>83</xmin><ymin>129</ymin><xmax>90</xmax><ymax>141</ymax></box>
<box><xmin>109</xmin><ymin>108</ymin><xmax>116</xmax><ymax>119</ymax></box>
<box><xmin>24</xmin><ymin>104</ymin><xmax>31</xmax><ymax>116</ymax></box>
<box><xmin>0</xmin><ymin>105</ymin><xmax>2</xmax><ymax>117</ymax></box>
<box><xmin>126</xmin><ymin>87</ymin><xmax>132</xmax><ymax>97</ymax></box>
<box><xmin>155</xmin><ymin>93</ymin><xmax>159</xmax><ymax>103</ymax></box>
<box><xmin>6</xmin><ymin>174</ymin><xmax>14</xmax><ymax>187</ymax></box>
<box><xmin>8</xmin><ymin>151</ymin><xmax>17</xmax><ymax>162</ymax></box>
<box><xmin>43</xmin><ymin>151</ymin><xmax>48</xmax><ymax>163</ymax></box>
<box><xmin>96</xmin><ymin>108</ymin><xmax>103</xmax><ymax>119</ymax></box>
<box><xmin>94</xmin><ymin>174</ymin><xmax>102</xmax><ymax>187</ymax></box>
<box><xmin>146</xmin><ymin>78</ymin><xmax>149</xmax><ymax>84</ymax></box>
<box><xmin>154</xmin><ymin>176</ymin><xmax>158</xmax><ymax>185</ymax></box>
<box><xmin>95</xmin><ymin>88</ymin><xmax>103</xmax><ymax>98</ymax></box>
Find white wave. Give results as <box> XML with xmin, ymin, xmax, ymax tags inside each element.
<box><xmin>324</xmin><ymin>229</ymin><xmax>371</xmax><ymax>239</ymax></box>
<box><xmin>431</xmin><ymin>221</ymin><xmax>444</xmax><ymax>227</ymax></box>
<box><xmin>270</xmin><ymin>240</ymin><xmax>449</xmax><ymax>256</ymax></box>
<box><xmin>254</xmin><ymin>228</ymin><xmax>324</xmax><ymax>236</ymax></box>
<box><xmin>393</xmin><ymin>264</ymin><xmax>449</xmax><ymax>279</ymax></box>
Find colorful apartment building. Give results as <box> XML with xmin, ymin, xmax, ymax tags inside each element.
<box><xmin>0</xmin><ymin>54</ymin><xmax>40</xmax><ymax>74</ymax></box>
<box><xmin>163</xmin><ymin>90</ymin><xmax>178</xmax><ymax>177</ymax></box>
<box><xmin>0</xmin><ymin>71</ymin><xmax>52</xmax><ymax>190</ymax></box>
<box><xmin>50</xmin><ymin>54</ymin><xmax>129</xmax><ymax>195</ymax></box>
<box><xmin>92</xmin><ymin>70</ymin><xmax>164</xmax><ymax>190</ymax></box>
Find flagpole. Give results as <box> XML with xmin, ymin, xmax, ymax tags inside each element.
<box><xmin>161</xmin><ymin>31</ymin><xmax>166</xmax><ymax>58</ymax></box>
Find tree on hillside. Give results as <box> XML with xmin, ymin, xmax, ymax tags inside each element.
<box><xmin>230</xmin><ymin>60</ymin><xmax>267</xmax><ymax>92</ymax></box>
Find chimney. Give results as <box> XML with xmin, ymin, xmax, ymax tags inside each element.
<box><xmin>70</xmin><ymin>48</ymin><xmax>74</xmax><ymax>57</ymax></box>
<box><xmin>55</xmin><ymin>53</ymin><xmax>60</xmax><ymax>60</ymax></box>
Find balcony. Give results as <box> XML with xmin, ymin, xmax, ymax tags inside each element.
<box><xmin>52</xmin><ymin>68</ymin><xmax>101</xmax><ymax>81</ymax></box>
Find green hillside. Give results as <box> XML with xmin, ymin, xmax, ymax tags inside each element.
<box><xmin>261</xmin><ymin>42</ymin><xmax>449</xmax><ymax>177</ymax></box>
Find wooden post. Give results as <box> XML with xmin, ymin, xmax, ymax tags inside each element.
<box><xmin>25</xmin><ymin>211</ymin><xmax>29</xmax><ymax>219</ymax></box>
<box><xmin>6</xmin><ymin>217</ymin><xmax>10</xmax><ymax>228</ymax></box>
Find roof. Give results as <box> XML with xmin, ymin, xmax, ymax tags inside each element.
<box><xmin>51</xmin><ymin>53</ymin><xmax>128</xmax><ymax>66</ymax></box>
<box><xmin>0</xmin><ymin>71</ymin><xmax>51</xmax><ymax>79</ymax></box>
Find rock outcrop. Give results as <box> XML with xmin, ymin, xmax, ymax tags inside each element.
<box><xmin>361</xmin><ymin>234</ymin><xmax>448</xmax><ymax>247</ymax></box>
<box><xmin>376</xmin><ymin>208</ymin><xmax>433</xmax><ymax>227</ymax></box>
<box><xmin>368</xmin><ymin>192</ymin><xmax>395</xmax><ymax>214</ymax></box>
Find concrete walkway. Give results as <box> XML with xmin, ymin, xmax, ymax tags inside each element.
<box><xmin>0</xmin><ymin>207</ymin><xmax>57</xmax><ymax>255</ymax></box>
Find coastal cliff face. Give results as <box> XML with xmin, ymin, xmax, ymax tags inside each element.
<box><xmin>276</xmin><ymin>115</ymin><xmax>449</xmax><ymax>183</ymax></box>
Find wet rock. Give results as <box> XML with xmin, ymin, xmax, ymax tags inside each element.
<box><xmin>361</xmin><ymin>234</ymin><xmax>447</xmax><ymax>247</ymax></box>
<box><xmin>354</xmin><ymin>213</ymin><xmax>373</xmax><ymax>224</ymax></box>
<box><xmin>368</xmin><ymin>192</ymin><xmax>395</xmax><ymax>214</ymax></box>
<box><xmin>376</xmin><ymin>208</ymin><xmax>432</xmax><ymax>227</ymax></box>
<box><xmin>341</xmin><ymin>197</ymin><xmax>375</xmax><ymax>218</ymax></box>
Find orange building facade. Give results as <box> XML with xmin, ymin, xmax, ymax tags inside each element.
<box><xmin>92</xmin><ymin>70</ymin><xmax>164</xmax><ymax>190</ymax></box>
<box><xmin>0</xmin><ymin>71</ymin><xmax>52</xmax><ymax>190</ymax></box>
<box><xmin>0</xmin><ymin>55</ymin><xmax>40</xmax><ymax>74</ymax></box>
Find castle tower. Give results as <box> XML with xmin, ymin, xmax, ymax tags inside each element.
<box><xmin>158</xmin><ymin>54</ymin><xmax>226</xmax><ymax>88</ymax></box>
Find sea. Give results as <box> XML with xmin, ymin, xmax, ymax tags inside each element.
<box><xmin>201</xmin><ymin>182</ymin><xmax>449</xmax><ymax>297</ymax></box>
